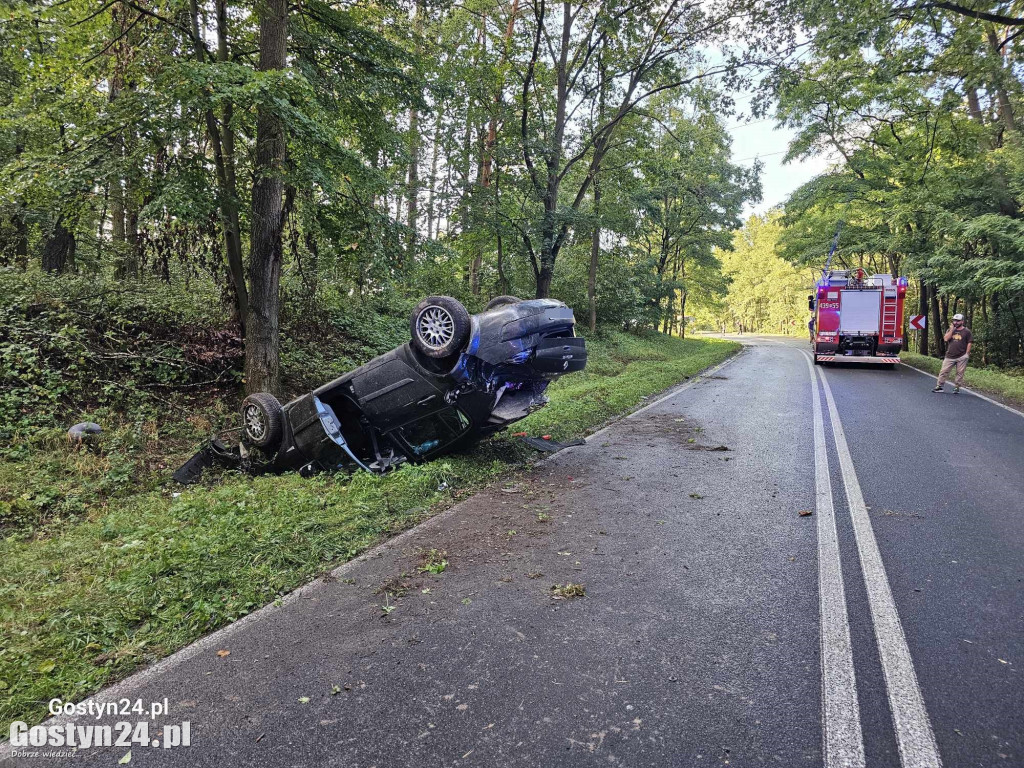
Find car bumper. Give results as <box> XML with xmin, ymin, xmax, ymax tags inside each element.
<box><xmin>816</xmin><ymin>354</ymin><xmax>900</xmax><ymax>364</ymax></box>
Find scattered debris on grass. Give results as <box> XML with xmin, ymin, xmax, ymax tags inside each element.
<box><xmin>67</xmin><ymin>421</ymin><xmax>103</xmax><ymax>448</ymax></box>
<box><xmin>551</xmin><ymin>583</ymin><xmax>586</xmax><ymax>599</ymax></box>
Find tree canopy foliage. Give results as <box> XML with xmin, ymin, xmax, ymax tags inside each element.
<box><xmin>694</xmin><ymin>213</ymin><xmax>814</xmax><ymax>335</ymax></box>
<box><xmin>773</xmin><ymin>0</ymin><xmax>1024</xmax><ymax>364</ymax></box>
<box><xmin>2</xmin><ymin>0</ymin><xmax>1020</xmax><ymax>393</ymax></box>
<box><xmin>0</xmin><ymin>0</ymin><xmax>786</xmax><ymax>394</ymax></box>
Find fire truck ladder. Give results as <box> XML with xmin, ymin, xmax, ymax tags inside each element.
<box><xmin>881</xmin><ymin>289</ymin><xmax>899</xmax><ymax>337</ymax></box>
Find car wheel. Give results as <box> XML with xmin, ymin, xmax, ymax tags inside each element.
<box><xmin>241</xmin><ymin>392</ymin><xmax>284</xmax><ymax>450</ymax></box>
<box><xmin>410</xmin><ymin>296</ymin><xmax>471</xmax><ymax>359</ymax></box>
<box><xmin>484</xmin><ymin>295</ymin><xmax>523</xmax><ymax>311</ymax></box>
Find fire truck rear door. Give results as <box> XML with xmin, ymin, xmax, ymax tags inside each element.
<box><xmin>839</xmin><ymin>290</ymin><xmax>881</xmax><ymax>334</ymax></box>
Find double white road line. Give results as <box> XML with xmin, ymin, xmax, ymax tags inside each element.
<box><xmin>802</xmin><ymin>352</ymin><xmax>942</xmax><ymax>768</ymax></box>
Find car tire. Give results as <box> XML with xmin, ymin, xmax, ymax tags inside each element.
<box><xmin>410</xmin><ymin>296</ymin><xmax>471</xmax><ymax>359</ymax></box>
<box><xmin>241</xmin><ymin>392</ymin><xmax>284</xmax><ymax>450</ymax></box>
<box><xmin>485</xmin><ymin>295</ymin><xmax>523</xmax><ymax>311</ymax></box>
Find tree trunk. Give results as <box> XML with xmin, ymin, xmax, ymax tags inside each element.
<box><xmin>930</xmin><ymin>287</ymin><xmax>945</xmax><ymax>357</ymax></box>
<box><xmin>405</xmin><ymin>0</ymin><xmax>426</xmax><ymax>263</ymax></box>
<box><xmin>980</xmin><ymin>295</ymin><xmax>989</xmax><ymax>364</ymax></box>
<box><xmin>42</xmin><ymin>220</ymin><xmax>75</xmax><ymax>273</ymax></box>
<box><xmin>668</xmin><ymin>253</ymin><xmax>681</xmax><ymax>335</ymax></box>
<box><xmin>190</xmin><ymin>0</ymin><xmax>248</xmax><ymax>332</ymax></box>
<box><xmin>588</xmin><ymin>49</ymin><xmax>606</xmax><ymax>333</ymax></box>
<box><xmin>110</xmin><ymin>178</ymin><xmax>126</xmax><ymax>265</ymax></box>
<box><xmin>217</xmin><ymin>0</ymin><xmax>246</xmax><ymax>329</ymax></box>
<box><xmin>426</xmin><ymin>114</ymin><xmax>441</xmax><ymax>240</ymax></box>
<box><xmin>125</xmin><ymin>202</ymin><xmax>140</xmax><ymax>276</ymax></box>
<box><xmin>680</xmin><ymin>292</ymin><xmax>687</xmax><ymax>339</ymax></box>
<box><xmin>966</xmin><ymin>87</ymin><xmax>985</xmax><ymax>124</ymax></box>
<box><xmin>11</xmin><ymin>207</ymin><xmax>28</xmax><ymax>270</ymax></box>
<box><xmin>917</xmin><ymin>279</ymin><xmax>929</xmax><ymax>355</ymax></box>
<box><xmin>496</xmin><ymin>232</ymin><xmax>509</xmax><ymax>294</ymax></box>
<box><xmin>986</xmin><ymin>27</ymin><xmax>1018</xmax><ymax>134</ymax></box>
<box><xmin>532</xmin><ymin>3</ymin><xmax>572</xmax><ymax>300</ymax></box>
<box><xmin>7</xmin><ymin>140</ymin><xmax>28</xmax><ymax>270</ymax></box>
<box><xmin>588</xmin><ymin>176</ymin><xmax>600</xmax><ymax>334</ymax></box>
<box><xmin>406</xmin><ymin>109</ymin><xmax>420</xmax><ymax>263</ymax></box>
<box><xmin>244</xmin><ymin>0</ymin><xmax>288</xmax><ymax>396</ymax></box>
<box><xmin>536</xmin><ymin>257</ymin><xmax>553</xmax><ymax>298</ymax></box>
<box><xmin>460</xmin><ymin>98</ymin><xmax>473</xmax><ymax>240</ymax></box>
<box><xmin>108</xmin><ymin>1</ymin><xmax>140</xmax><ymax>279</ymax></box>
<box><xmin>304</xmin><ymin>231</ymin><xmax>320</xmax><ymax>296</ymax></box>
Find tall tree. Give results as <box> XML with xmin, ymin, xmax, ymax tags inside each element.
<box><xmin>506</xmin><ymin>0</ymin><xmax>785</xmax><ymax>297</ymax></box>
<box><xmin>245</xmin><ymin>0</ymin><xmax>289</xmax><ymax>395</ymax></box>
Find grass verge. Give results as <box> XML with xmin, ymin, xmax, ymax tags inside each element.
<box><xmin>1</xmin><ymin>331</ymin><xmax>739</xmax><ymax>730</ymax></box>
<box><xmin>902</xmin><ymin>352</ymin><xmax>1024</xmax><ymax>408</ymax></box>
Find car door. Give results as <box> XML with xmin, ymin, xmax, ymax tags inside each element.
<box><xmin>346</xmin><ymin>348</ymin><xmax>446</xmax><ymax>430</ymax></box>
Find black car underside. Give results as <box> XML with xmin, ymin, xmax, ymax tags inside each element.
<box><xmin>173</xmin><ymin>296</ymin><xmax>586</xmax><ymax>484</ymax></box>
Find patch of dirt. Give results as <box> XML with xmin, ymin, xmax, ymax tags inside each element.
<box><xmin>879</xmin><ymin>509</ymin><xmax>926</xmax><ymax>520</ymax></box>
<box><xmin>615</xmin><ymin>413</ymin><xmax>730</xmax><ymax>452</ymax></box>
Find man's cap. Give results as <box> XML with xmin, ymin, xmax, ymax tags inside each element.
<box><xmin>953</xmin><ymin>313</ymin><xmax>965</xmax><ymax>321</ymax></box>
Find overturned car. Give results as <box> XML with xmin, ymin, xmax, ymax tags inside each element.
<box><xmin>174</xmin><ymin>295</ymin><xmax>587</xmax><ymax>483</ymax></box>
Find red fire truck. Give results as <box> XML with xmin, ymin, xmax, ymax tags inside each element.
<box><xmin>811</xmin><ymin>269</ymin><xmax>908</xmax><ymax>365</ymax></box>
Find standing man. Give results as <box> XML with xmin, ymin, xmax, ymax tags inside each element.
<box><xmin>808</xmin><ymin>313</ymin><xmax>815</xmax><ymax>344</ymax></box>
<box><xmin>932</xmin><ymin>313</ymin><xmax>972</xmax><ymax>394</ymax></box>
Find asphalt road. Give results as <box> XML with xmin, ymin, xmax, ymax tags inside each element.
<box><xmin>6</xmin><ymin>337</ymin><xmax>1022</xmax><ymax>767</ymax></box>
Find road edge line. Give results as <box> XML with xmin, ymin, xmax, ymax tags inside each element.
<box><xmin>900</xmin><ymin>362</ymin><xmax>1024</xmax><ymax>419</ymax></box>
<box><xmin>551</xmin><ymin>349</ymin><xmax>743</xmax><ymax>450</ymax></box>
<box><xmin>817</xmin><ymin>365</ymin><xmax>943</xmax><ymax>768</ymax></box>
<box><xmin>802</xmin><ymin>351</ymin><xmax>865</xmax><ymax>768</ymax></box>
